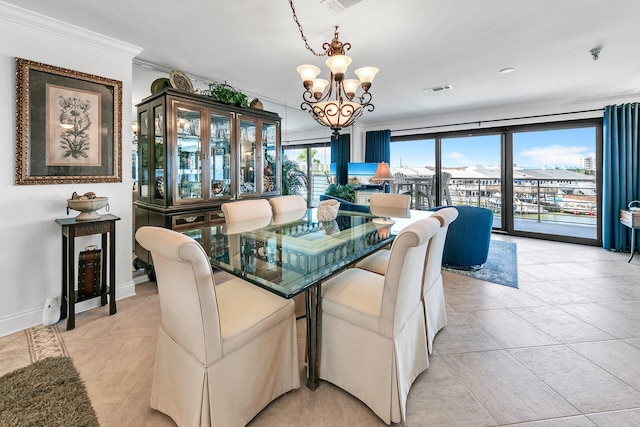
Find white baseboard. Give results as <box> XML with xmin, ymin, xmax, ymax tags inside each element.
<box><xmin>0</xmin><ymin>306</ymin><xmax>43</xmax><ymax>338</ymax></box>
<box><xmin>133</xmin><ymin>273</ymin><xmax>150</xmax><ymax>285</ymax></box>
<box><xmin>115</xmin><ymin>280</ymin><xmax>137</xmax><ymax>300</ymax></box>
<box><xmin>0</xmin><ymin>280</ymin><xmax>137</xmax><ymax>338</ymax></box>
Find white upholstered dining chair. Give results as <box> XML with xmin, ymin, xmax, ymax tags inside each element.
<box><xmin>420</xmin><ymin>207</ymin><xmax>458</xmax><ymax>352</ymax></box>
<box><xmin>135</xmin><ymin>226</ymin><xmax>300</xmax><ymax>427</ymax></box>
<box><xmin>319</xmin><ymin>217</ymin><xmax>441</xmax><ymax>424</ymax></box>
<box><xmin>369</xmin><ymin>193</ymin><xmax>411</xmax><ymax>218</ymax></box>
<box><xmin>355</xmin><ymin>207</ymin><xmax>458</xmax><ymax>353</ymax></box>
<box><xmin>268</xmin><ymin>194</ymin><xmax>307</xmax><ymax>214</ymax></box>
<box><xmin>369</xmin><ymin>192</ymin><xmax>411</xmax><ymax>211</ymax></box>
<box><xmin>221</xmin><ymin>198</ymin><xmax>272</xmax><ymax>224</ymax></box>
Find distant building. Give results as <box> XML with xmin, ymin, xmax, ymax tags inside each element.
<box><xmin>581</xmin><ymin>156</ymin><xmax>596</xmax><ymax>171</ymax></box>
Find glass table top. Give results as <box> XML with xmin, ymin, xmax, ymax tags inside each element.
<box><xmin>183</xmin><ymin>208</ymin><xmax>432</xmax><ymax>298</ymax></box>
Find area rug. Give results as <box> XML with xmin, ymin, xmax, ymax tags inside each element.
<box><xmin>444</xmin><ymin>240</ymin><xmax>519</xmax><ymax>288</ymax></box>
<box><xmin>0</xmin><ymin>356</ymin><xmax>99</xmax><ymax>427</ymax></box>
<box><xmin>25</xmin><ymin>325</ymin><xmax>68</xmax><ymax>362</ymax></box>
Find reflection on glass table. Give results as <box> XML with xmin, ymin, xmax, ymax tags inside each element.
<box><xmin>215</xmin><ymin>210</ymin><xmax>393</xmax><ymax>296</ymax></box>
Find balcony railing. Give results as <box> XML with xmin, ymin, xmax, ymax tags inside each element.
<box><xmin>435</xmin><ymin>175</ymin><xmax>597</xmax><ymax>239</ymax></box>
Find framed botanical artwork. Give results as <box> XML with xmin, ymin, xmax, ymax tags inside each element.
<box><xmin>15</xmin><ymin>58</ymin><xmax>122</xmax><ymax>184</ymax></box>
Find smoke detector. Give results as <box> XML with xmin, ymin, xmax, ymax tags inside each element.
<box><xmin>424</xmin><ymin>84</ymin><xmax>453</xmax><ymax>93</ymax></box>
<box><xmin>321</xmin><ymin>0</ymin><xmax>363</xmax><ymax>12</ymax></box>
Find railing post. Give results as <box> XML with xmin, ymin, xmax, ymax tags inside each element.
<box><xmin>537</xmin><ymin>180</ymin><xmax>542</xmax><ymax>222</ymax></box>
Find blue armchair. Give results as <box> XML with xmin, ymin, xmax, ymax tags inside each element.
<box><xmin>431</xmin><ymin>205</ymin><xmax>493</xmax><ymax>269</ymax></box>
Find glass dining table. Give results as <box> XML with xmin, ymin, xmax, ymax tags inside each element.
<box><xmin>182</xmin><ymin>207</ymin><xmax>432</xmax><ymax>390</ymax></box>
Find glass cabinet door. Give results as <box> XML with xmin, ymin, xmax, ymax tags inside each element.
<box><xmin>210</xmin><ymin>112</ymin><xmax>232</xmax><ymax>198</ymax></box>
<box><xmin>262</xmin><ymin>122</ymin><xmax>278</xmax><ymax>194</ymax></box>
<box><xmin>176</xmin><ymin>106</ymin><xmax>203</xmax><ymax>202</ymax></box>
<box><xmin>239</xmin><ymin>118</ymin><xmax>257</xmax><ymax>195</ymax></box>
<box><xmin>153</xmin><ymin>104</ymin><xmax>165</xmax><ymax>203</ymax></box>
<box><xmin>138</xmin><ymin>109</ymin><xmax>149</xmax><ymax>199</ymax></box>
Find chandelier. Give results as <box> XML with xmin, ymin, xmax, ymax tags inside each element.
<box><xmin>289</xmin><ymin>1</ymin><xmax>378</xmax><ymax>136</ymax></box>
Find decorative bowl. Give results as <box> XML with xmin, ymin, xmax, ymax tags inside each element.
<box><xmin>67</xmin><ymin>197</ymin><xmax>109</xmax><ymax>221</ymax></box>
<box><xmin>150</xmin><ymin>77</ymin><xmax>171</xmax><ymax>95</ymax></box>
<box><xmin>317</xmin><ymin>199</ymin><xmax>339</xmax><ymax>222</ymax></box>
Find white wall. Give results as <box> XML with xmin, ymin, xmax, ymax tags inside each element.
<box><xmin>0</xmin><ymin>2</ymin><xmax>141</xmax><ymax>336</ymax></box>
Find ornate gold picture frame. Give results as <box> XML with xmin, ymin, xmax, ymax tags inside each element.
<box><xmin>15</xmin><ymin>58</ymin><xmax>122</xmax><ymax>184</ymax></box>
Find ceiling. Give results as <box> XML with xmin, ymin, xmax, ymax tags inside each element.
<box><xmin>8</xmin><ymin>0</ymin><xmax>640</xmax><ymax>139</ymax></box>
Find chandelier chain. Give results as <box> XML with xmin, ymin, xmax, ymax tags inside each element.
<box><xmin>288</xmin><ymin>0</ymin><xmax>325</xmax><ymax>57</ymax></box>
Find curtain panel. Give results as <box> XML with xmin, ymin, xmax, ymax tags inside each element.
<box><xmin>364</xmin><ymin>130</ymin><xmax>391</xmax><ymax>163</ymax></box>
<box><xmin>331</xmin><ymin>134</ymin><xmax>350</xmax><ymax>185</ymax></box>
<box><xmin>602</xmin><ymin>103</ymin><xmax>640</xmax><ymax>251</ymax></box>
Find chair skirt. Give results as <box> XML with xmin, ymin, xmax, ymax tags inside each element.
<box><xmin>319</xmin><ymin>302</ymin><xmax>429</xmax><ymax>424</ymax></box>
<box><xmin>424</xmin><ymin>275</ymin><xmax>447</xmax><ymax>354</ymax></box>
<box><xmin>151</xmin><ymin>312</ymin><xmax>299</xmax><ymax>427</ymax></box>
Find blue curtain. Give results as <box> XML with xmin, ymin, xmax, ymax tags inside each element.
<box><xmin>331</xmin><ymin>134</ymin><xmax>350</xmax><ymax>185</ymax></box>
<box><xmin>603</xmin><ymin>103</ymin><xmax>640</xmax><ymax>251</ymax></box>
<box><xmin>364</xmin><ymin>130</ymin><xmax>391</xmax><ymax>163</ymax></box>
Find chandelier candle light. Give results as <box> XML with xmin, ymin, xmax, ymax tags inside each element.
<box><xmin>289</xmin><ymin>0</ymin><xmax>378</xmax><ymax>136</ymax></box>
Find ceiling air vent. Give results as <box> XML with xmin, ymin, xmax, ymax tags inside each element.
<box><xmin>321</xmin><ymin>0</ymin><xmax>363</xmax><ymax>12</ymax></box>
<box><xmin>424</xmin><ymin>84</ymin><xmax>453</xmax><ymax>93</ymax></box>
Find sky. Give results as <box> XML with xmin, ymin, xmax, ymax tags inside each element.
<box><xmin>390</xmin><ymin>126</ymin><xmax>597</xmax><ymax>169</ymax></box>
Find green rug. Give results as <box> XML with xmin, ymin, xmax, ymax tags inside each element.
<box><xmin>0</xmin><ymin>357</ymin><xmax>99</xmax><ymax>427</ymax></box>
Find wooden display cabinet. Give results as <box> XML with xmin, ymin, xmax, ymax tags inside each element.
<box><xmin>134</xmin><ymin>88</ymin><xmax>281</xmax><ymax>270</ymax></box>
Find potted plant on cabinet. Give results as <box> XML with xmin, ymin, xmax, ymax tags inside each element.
<box><xmin>207</xmin><ymin>82</ymin><xmax>249</xmax><ymax>108</ymax></box>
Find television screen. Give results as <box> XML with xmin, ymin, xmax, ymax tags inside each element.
<box><xmin>347</xmin><ymin>162</ymin><xmax>381</xmax><ymax>187</ymax></box>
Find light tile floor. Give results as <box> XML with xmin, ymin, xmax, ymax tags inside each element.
<box><xmin>2</xmin><ymin>235</ymin><xmax>640</xmax><ymax>426</ymax></box>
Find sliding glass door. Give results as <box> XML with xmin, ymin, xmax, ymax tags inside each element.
<box><xmin>283</xmin><ymin>145</ymin><xmax>331</xmax><ymax>207</ymax></box>
<box><xmin>441</xmin><ymin>134</ymin><xmax>503</xmax><ymax>227</ymax></box>
<box><xmin>511</xmin><ymin>126</ymin><xmax>598</xmax><ymax>240</ymax></box>
<box><xmin>390</xmin><ymin>119</ymin><xmax>601</xmax><ymax>244</ymax></box>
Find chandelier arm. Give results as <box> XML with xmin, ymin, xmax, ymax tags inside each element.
<box><xmin>328</xmin><ymin>75</ymin><xmax>340</xmax><ymax>102</ymax></box>
<box><xmin>302</xmin><ymin>90</ymin><xmax>316</xmax><ymax>103</ymax></box>
<box><xmin>288</xmin><ymin>0</ymin><xmax>326</xmax><ymax>57</ymax></box>
<box><xmin>359</xmin><ymin>91</ymin><xmax>373</xmax><ymax>105</ymax></box>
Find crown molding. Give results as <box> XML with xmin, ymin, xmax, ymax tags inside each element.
<box><xmin>0</xmin><ymin>1</ymin><xmax>142</xmax><ymax>58</ymax></box>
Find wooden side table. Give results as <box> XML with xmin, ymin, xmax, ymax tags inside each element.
<box><xmin>55</xmin><ymin>214</ymin><xmax>120</xmax><ymax>330</ymax></box>
<box><xmin>619</xmin><ymin>209</ymin><xmax>640</xmax><ymax>262</ymax></box>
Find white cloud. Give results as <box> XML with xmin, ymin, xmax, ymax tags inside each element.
<box><xmin>519</xmin><ymin>144</ymin><xmax>588</xmax><ymax>167</ymax></box>
<box><xmin>448</xmin><ymin>151</ymin><xmax>469</xmax><ymax>164</ymax></box>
